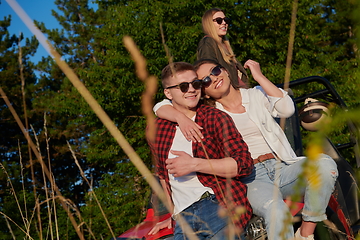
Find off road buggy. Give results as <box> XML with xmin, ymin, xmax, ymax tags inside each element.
<box><xmin>115</xmin><ymin>76</ymin><xmax>360</xmax><ymax>240</ymax></box>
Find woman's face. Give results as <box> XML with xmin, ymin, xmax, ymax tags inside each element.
<box><xmin>212</xmin><ymin>11</ymin><xmax>228</xmax><ymax>37</ymax></box>
<box><xmin>197</xmin><ymin>63</ymin><xmax>231</xmax><ymax>99</ymax></box>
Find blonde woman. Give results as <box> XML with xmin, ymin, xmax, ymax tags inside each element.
<box><xmin>198</xmin><ymin>8</ymin><xmax>248</xmax><ymax>88</ymax></box>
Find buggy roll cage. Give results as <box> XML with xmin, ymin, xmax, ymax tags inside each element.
<box><xmin>277</xmin><ymin>76</ymin><xmax>360</xmax><ymax>167</ymax></box>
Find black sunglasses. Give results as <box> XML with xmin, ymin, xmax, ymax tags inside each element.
<box><xmin>202</xmin><ymin>66</ymin><xmax>222</xmax><ymax>88</ymax></box>
<box><xmin>213</xmin><ymin>17</ymin><xmax>231</xmax><ymax>25</ymax></box>
<box><xmin>166</xmin><ymin>79</ymin><xmax>203</xmax><ymax>93</ymax></box>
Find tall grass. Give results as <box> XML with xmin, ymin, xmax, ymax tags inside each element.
<box><xmin>1</xmin><ymin>0</ymin><xmax>359</xmax><ymax>239</ymax></box>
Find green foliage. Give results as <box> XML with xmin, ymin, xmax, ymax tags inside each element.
<box><xmin>81</xmin><ymin>168</ymin><xmax>151</xmax><ymax>238</ymax></box>
<box><xmin>1</xmin><ymin>0</ymin><xmax>359</xmax><ymax>239</ymax></box>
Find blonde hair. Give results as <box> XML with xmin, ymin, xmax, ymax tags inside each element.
<box><xmin>202</xmin><ymin>8</ymin><xmax>237</xmax><ymax>64</ymax></box>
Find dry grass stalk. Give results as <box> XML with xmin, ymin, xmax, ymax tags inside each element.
<box><xmin>160</xmin><ymin>22</ymin><xmax>176</xmax><ymax>78</ymax></box>
<box><xmin>31</xmin><ymin>122</ymin><xmax>55</xmax><ymax>240</ymax></box>
<box><xmin>122</xmin><ymin>35</ymin><xmax>158</xmax><ymax>145</ymax></box>
<box><xmin>5</xmin><ymin>215</ymin><xmax>16</xmax><ymax>240</ymax></box>
<box><xmin>280</xmin><ymin>0</ymin><xmax>298</xmax><ymax>130</ymax></box>
<box><xmin>18</xmin><ymin>140</ymin><xmax>33</xmax><ymax>239</ymax></box>
<box><xmin>67</xmin><ymin>141</ymin><xmax>113</xmax><ymax>240</ymax></box>
<box><xmin>18</xmin><ymin>35</ymin><xmax>29</xmax><ymax>225</ymax></box>
<box><xmin>323</xmin><ymin>219</ymin><xmax>356</xmax><ymax>240</ymax></box>
<box><xmin>0</xmin><ymin>212</ymin><xmax>34</xmax><ymax>240</ymax></box>
<box><xmin>30</xmin><ymin>124</ymin><xmax>44</xmax><ymax>240</ymax></box>
<box><xmin>18</xmin><ymin>30</ymin><xmax>39</xmax><ymax>237</ymax></box>
<box><xmin>2</xmin><ymin>145</ymin><xmax>37</xmax><ymax>237</ymax></box>
<box><xmin>0</xmin><ymin>162</ymin><xmax>27</xmax><ymax>229</ymax></box>
<box><xmin>198</xmin><ymin>136</ymin><xmax>241</xmax><ymax>238</ymax></box>
<box><xmin>0</xmin><ymin>85</ymin><xmax>85</xmax><ymax>239</ymax></box>
<box><xmin>44</xmin><ymin>113</ymin><xmax>60</xmax><ymax>240</ymax></box>
<box><xmin>283</xmin><ymin>0</ymin><xmax>298</xmax><ymax>91</ymax></box>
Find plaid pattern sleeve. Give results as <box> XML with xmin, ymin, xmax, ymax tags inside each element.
<box><xmin>147</xmin><ymin>118</ymin><xmax>176</xmax><ymax>192</ymax></box>
<box><xmin>193</xmin><ymin>105</ymin><xmax>254</xmax><ymax>230</ymax></box>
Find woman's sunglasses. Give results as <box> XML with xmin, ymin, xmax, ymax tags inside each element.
<box><xmin>213</xmin><ymin>17</ymin><xmax>231</xmax><ymax>25</ymax></box>
<box><xmin>202</xmin><ymin>66</ymin><xmax>222</xmax><ymax>88</ymax></box>
<box><xmin>166</xmin><ymin>79</ymin><xmax>203</xmax><ymax>93</ymax></box>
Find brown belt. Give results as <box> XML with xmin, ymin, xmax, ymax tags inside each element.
<box><xmin>253</xmin><ymin>153</ymin><xmax>275</xmax><ymax>164</ymax></box>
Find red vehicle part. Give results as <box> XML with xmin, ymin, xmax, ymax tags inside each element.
<box><xmin>328</xmin><ymin>195</ymin><xmax>354</xmax><ymax>240</ymax></box>
<box><xmin>116</xmin><ymin>208</ymin><xmax>173</xmax><ymax>240</ymax></box>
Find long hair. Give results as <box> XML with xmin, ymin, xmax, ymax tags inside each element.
<box><xmin>193</xmin><ymin>58</ymin><xmax>240</xmax><ymax>107</ymax></box>
<box><xmin>202</xmin><ymin>8</ymin><xmax>237</xmax><ymax>65</ymax></box>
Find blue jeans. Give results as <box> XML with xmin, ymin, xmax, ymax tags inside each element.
<box><xmin>242</xmin><ymin>154</ymin><xmax>338</xmax><ymax>240</ymax></box>
<box><xmin>174</xmin><ymin>194</ymin><xmax>244</xmax><ymax>240</ymax></box>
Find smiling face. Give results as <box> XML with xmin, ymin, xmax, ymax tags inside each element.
<box><xmin>196</xmin><ymin>63</ymin><xmax>231</xmax><ymax>100</ymax></box>
<box><xmin>164</xmin><ymin>70</ymin><xmax>201</xmax><ymax>117</ymax></box>
<box><xmin>212</xmin><ymin>11</ymin><xmax>228</xmax><ymax>37</ymax></box>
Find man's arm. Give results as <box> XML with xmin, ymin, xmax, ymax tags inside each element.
<box><xmin>166</xmin><ymin>150</ymin><xmax>238</xmax><ymax>178</ymax></box>
<box><xmin>148</xmin><ymin>179</ymin><xmax>173</xmax><ymax>235</ymax></box>
<box><xmin>155</xmin><ymin>102</ymin><xmax>204</xmax><ymax>142</ymax></box>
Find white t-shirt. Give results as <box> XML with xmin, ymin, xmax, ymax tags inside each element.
<box><xmin>222</xmin><ymin>110</ymin><xmax>272</xmax><ymax>159</ymax></box>
<box><xmin>168</xmin><ymin>119</ymin><xmax>214</xmax><ymax>215</ymax></box>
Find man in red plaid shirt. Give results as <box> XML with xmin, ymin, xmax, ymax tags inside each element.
<box><xmin>148</xmin><ymin>62</ymin><xmax>253</xmax><ymax>240</ymax></box>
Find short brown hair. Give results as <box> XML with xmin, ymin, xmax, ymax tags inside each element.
<box><xmin>161</xmin><ymin>62</ymin><xmax>195</xmax><ymax>88</ymax></box>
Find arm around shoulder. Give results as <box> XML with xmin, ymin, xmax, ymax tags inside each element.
<box><xmin>154</xmin><ymin>99</ymin><xmax>203</xmax><ymax>142</ymax></box>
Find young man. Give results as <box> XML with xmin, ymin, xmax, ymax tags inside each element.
<box><xmin>147</xmin><ymin>62</ymin><xmax>253</xmax><ymax>240</ymax></box>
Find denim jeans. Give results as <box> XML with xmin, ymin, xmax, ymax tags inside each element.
<box><xmin>242</xmin><ymin>154</ymin><xmax>338</xmax><ymax>240</ymax></box>
<box><xmin>174</xmin><ymin>194</ymin><xmax>244</xmax><ymax>240</ymax></box>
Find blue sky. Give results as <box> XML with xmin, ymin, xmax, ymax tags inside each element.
<box><xmin>1</xmin><ymin>0</ymin><xmax>61</xmax><ymax>63</ymax></box>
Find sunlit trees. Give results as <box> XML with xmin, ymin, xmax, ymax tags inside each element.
<box><xmin>0</xmin><ymin>0</ymin><xmax>359</xmax><ymax>238</ymax></box>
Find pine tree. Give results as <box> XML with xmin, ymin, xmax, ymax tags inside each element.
<box><xmin>1</xmin><ymin>0</ymin><xmax>358</xmax><ymax>238</ymax></box>
<box><xmin>0</xmin><ymin>15</ymin><xmax>40</xmax><ymax>238</ymax></box>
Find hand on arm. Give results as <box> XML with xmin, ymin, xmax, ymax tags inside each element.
<box><xmin>166</xmin><ymin>150</ymin><xmax>238</xmax><ymax>178</ymax></box>
<box><xmin>156</xmin><ymin>105</ymin><xmax>204</xmax><ymax>142</ymax></box>
<box><xmin>244</xmin><ymin>60</ymin><xmax>283</xmax><ymax>97</ymax></box>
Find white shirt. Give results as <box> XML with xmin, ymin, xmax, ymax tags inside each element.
<box><xmin>168</xmin><ymin>118</ymin><xmax>213</xmax><ymax>215</ymax></box>
<box><xmin>221</xmin><ymin>110</ymin><xmax>272</xmax><ymax>159</ymax></box>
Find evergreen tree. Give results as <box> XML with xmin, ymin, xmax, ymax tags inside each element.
<box><xmin>1</xmin><ymin>0</ymin><xmax>358</xmax><ymax>238</ymax></box>
<box><xmin>0</xmin><ymin>15</ymin><xmax>40</xmax><ymax>238</ymax></box>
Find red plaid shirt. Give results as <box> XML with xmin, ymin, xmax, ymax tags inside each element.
<box><xmin>150</xmin><ymin>104</ymin><xmax>253</xmax><ymax>229</ymax></box>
